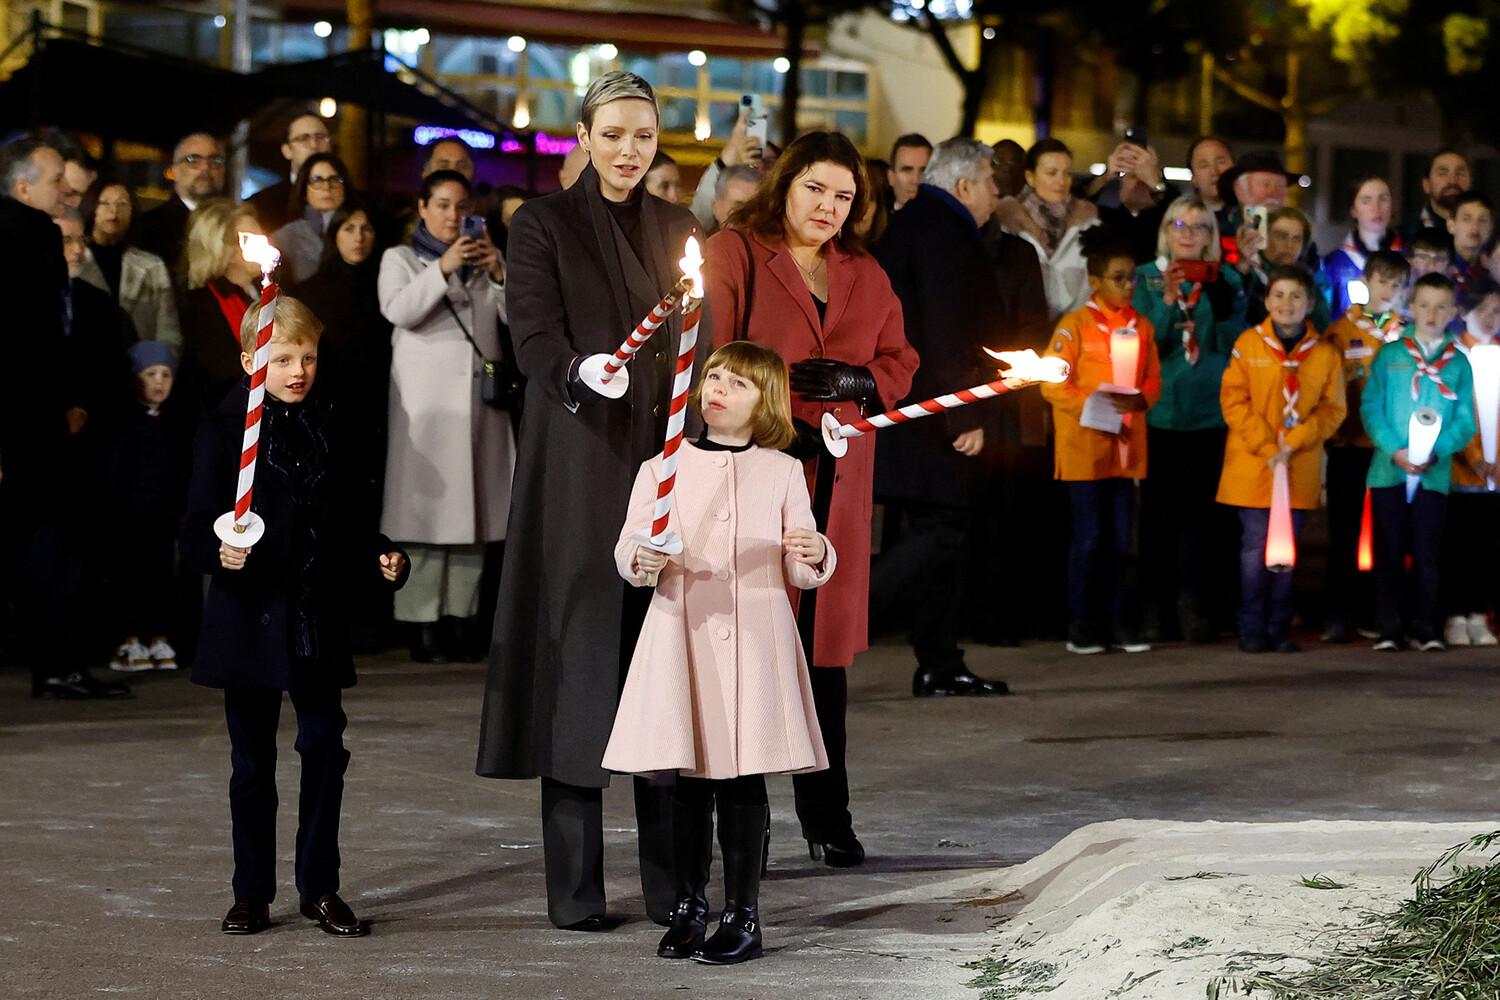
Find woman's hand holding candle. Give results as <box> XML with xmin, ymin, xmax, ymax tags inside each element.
<box><xmin>219</xmin><ymin>542</ymin><xmax>251</xmax><ymax>571</ymax></box>
<box><xmin>783</xmin><ymin>528</ymin><xmax>826</xmax><ymax>566</ymax></box>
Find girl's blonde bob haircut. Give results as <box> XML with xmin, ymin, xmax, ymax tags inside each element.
<box><xmin>185</xmin><ymin>197</ymin><xmax>259</xmax><ymax>289</ymax></box>
<box><xmin>690</xmin><ymin>341</ymin><xmax>797</xmax><ymax>451</ymax></box>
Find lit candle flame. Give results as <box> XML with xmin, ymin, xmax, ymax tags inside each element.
<box><xmin>983</xmin><ymin>347</ymin><xmax>1070</xmax><ymax>385</ymax></box>
<box><xmin>238</xmin><ymin>232</ymin><xmax>280</xmax><ymax>283</ymax></box>
<box><xmin>679</xmin><ymin>236</ymin><xmax>705</xmax><ymax>300</ymax></box>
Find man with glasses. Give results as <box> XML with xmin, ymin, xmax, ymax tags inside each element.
<box><xmin>138</xmin><ymin>132</ymin><xmax>226</xmax><ymax>274</ymax></box>
<box><xmin>250</xmin><ymin>113</ymin><xmax>332</xmax><ymax>232</ymax></box>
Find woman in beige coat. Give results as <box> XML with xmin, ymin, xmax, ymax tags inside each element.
<box><xmin>380</xmin><ymin>170</ymin><xmax>514</xmax><ymax>662</ymax></box>
<box><xmin>603</xmin><ymin>343</ymin><xmax>833</xmax><ymax>966</ymax></box>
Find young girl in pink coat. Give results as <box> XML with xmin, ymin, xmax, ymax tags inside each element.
<box><xmin>603</xmin><ymin>341</ymin><xmax>835</xmax><ymax>965</ymax></box>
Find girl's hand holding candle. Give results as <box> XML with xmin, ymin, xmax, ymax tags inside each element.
<box><xmin>635</xmin><ymin>546</ymin><xmax>670</xmax><ymax>576</ymax></box>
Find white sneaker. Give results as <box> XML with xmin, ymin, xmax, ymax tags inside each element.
<box><xmin>146</xmin><ymin>638</ymin><xmax>178</xmax><ymax>670</ymax></box>
<box><xmin>110</xmin><ymin>638</ymin><xmax>153</xmax><ymax>672</ymax></box>
<box><xmin>1065</xmin><ymin>641</ymin><xmax>1106</xmax><ymax>655</ymax></box>
<box><xmin>1445</xmin><ymin>616</ymin><xmax>1472</xmax><ymax>647</ymax></box>
<box><xmin>1469</xmin><ymin>614</ymin><xmax>1498</xmax><ymax>647</ymax></box>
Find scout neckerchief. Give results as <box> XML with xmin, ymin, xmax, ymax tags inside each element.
<box><xmin>1403</xmin><ymin>335</ymin><xmax>1459</xmax><ymax>401</ymax></box>
<box><xmin>1261</xmin><ymin>322</ymin><xmax>1320</xmax><ymax>430</ymax></box>
<box><xmin>1346</xmin><ymin>304</ymin><xmax>1404</xmax><ymax>345</ymax></box>
<box><xmin>1176</xmin><ymin>279</ymin><xmax>1203</xmax><ymax>365</ymax></box>
<box><xmin>1338</xmin><ymin>230</ymin><xmax>1403</xmax><ymax>276</ymax></box>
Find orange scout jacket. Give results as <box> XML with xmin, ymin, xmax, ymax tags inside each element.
<box><xmin>1217</xmin><ymin>318</ymin><xmax>1347</xmax><ymax>509</ymax></box>
<box><xmin>1042</xmin><ymin>300</ymin><xmax>1162</xmax><ymax>481</ymax></box>
<box><xmin>1322</xmin><ymin>305</ymin><xmax>1403</xmax><ymax>449</ymax></box>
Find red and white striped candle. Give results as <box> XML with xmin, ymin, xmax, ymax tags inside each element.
<box><xmin>601</xmin><ymin>275</ymin><xmax>692</xmax><ymax>383</ymax></box>
<box><xmin>636</xmin><ymin>238</ymin><xmax>706</xmax><ymax>586</ymax></box>
<box><xmin>820</xmin><ymin>350</ymin><xmax>1070</xmax><ymax>457</ymax></box>
<box><xmin>212</xmin><ymin>233</ymin><xmax>280</xmax><ymax>547</ymax></box>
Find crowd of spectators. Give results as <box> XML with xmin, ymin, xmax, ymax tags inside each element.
<box><xmin>3</xmin><ymin>107</ymin><xmax>1499</xmax><ymax>705</ymax></box>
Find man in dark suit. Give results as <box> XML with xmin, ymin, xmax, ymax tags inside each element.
<box><xmin>0</xmin><ymin>138</ymin><xmax>128</xmax><ymax>700</ymax></box>
<box><xmin>871</xmin><ymin>137</ymin><xmax>1009</xmax><ymax>697</ymax></box>
<box><xmin>137</xmin><ymin>132</ymin><xmax>226</xmax><ymax>275</ymax></box>
<box><xmin>248</xmin><ymin>113</ymin><xmax>331</xmax><ymax>233</ymax></box>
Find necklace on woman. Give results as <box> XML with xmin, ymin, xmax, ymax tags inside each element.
<box><xmin>792</xmin><ymin>251</ymin><xmax>824</xmax><ymax>281</ymax></box>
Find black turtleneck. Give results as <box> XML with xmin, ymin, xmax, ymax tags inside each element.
<box><xmin>604</xmin><ymin>183</ymin><xmax>648</xmax><ymax>266</ymax></box>
<box><xmin>695</xmin><ymin>431</ymin><xmax>753</xmax><ymax>453</ymax></box>
<box><xmin>91</xmin><ymin>241</ymin><xmax>126</xmax><ymax>299</ymax></box>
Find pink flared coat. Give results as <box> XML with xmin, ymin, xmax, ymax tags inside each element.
<box><xmin>602</xmin><ymin>442</ymin><xmax>834</xmax><ymax>780</ymax></box>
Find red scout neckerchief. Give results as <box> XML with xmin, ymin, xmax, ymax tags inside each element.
<box><xmin>208</xmin><ymin>282</ymin><xmax>248</xmax><ymax>347</ymax></box>
<box><xmin>1346</xmin><ymin>304</ymin><xmax>1404</xmax><ymax>344</ymax></box>
<box><xmin>1338</xmin><ymin>230</ymin><xmax>1404</xmax><ymax>274</ymax></box>
<box><xmin>1260</xmin><ymin>321</ymin><xmax>1320</xmax><ymax>430</ymax></box>
<box><xmin>1173</xmin><ymin>273</ymin><xmax>1204</xmax><ymax>366</ymax></box>
<box><xmin>1403</xmin><ymin>335</ymin><xmax>1460</xmax><ymax>401</ymax></box>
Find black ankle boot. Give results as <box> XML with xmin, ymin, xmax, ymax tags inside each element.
<box><xmin>409</xmin><ymin>623</ymin><xmax>448</xmax><ymax>664</ymax></box>
<box><xmin>658</xmin><ymin>794</ymin><xmax>714</xmax><ymax>959</ymax></box>
<box><xmin>438</xmin><ymin>616</ymin><xmax>483</xmax><ymax>663</ymax></box>
<box><xmin>692</xmin><ymin>803</ymin><xmax>768</xmax><ymax>965</ymax></box>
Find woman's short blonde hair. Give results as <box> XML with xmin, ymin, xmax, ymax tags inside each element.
<box><xmin>690</xmin><ymin>341</ymin><xmax>796</xmax><ymax>451</ymax></box>
<box><xmin>1155</xmin><ymin>194</ymin><xmax>1222</xmax><ymax>262</ymax></box>
<box><xmin>185</xmin><ymin>197</ymin><xmax>259</xmax><ymax>289</ymax></box>
<box><xmin>239</xmin><ymin>294</ymin><xmax>324</xmax><ymax>355</ymax></box>
<box><xmin>580</xmin><ymin>71</ymin><xmax>658</xmax><ymax>131</ymax></box>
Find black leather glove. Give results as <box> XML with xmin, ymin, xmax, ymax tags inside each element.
<box><xmin>790</xmin><ymin>358</ymin><xmax>878</xmax><ymax>404</ymax></box>
<box><xmin>782</xmin><ymin>417</ymin><xmax>824</xmax><ymax>463</ymax></box>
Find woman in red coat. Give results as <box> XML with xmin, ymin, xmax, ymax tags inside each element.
<box><xmin>704</xmin><ymin>131</ymin><xmax>919</xmax><ymax>866</ymax></box>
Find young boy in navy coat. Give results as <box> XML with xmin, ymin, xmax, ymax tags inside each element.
<box><xmin>180</xmin><ymin>294</ymin><xmax>408</xmax><ymax>937</ymax></box>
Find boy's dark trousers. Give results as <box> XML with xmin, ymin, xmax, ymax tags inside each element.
<box><xmin>1370</xmin><ymin>484</ymin><xmax>1448</xmax><ymax>642</ymax></box>
<box><xmin>1324</xmin><ymin>446</ymin><xmax>1375</xmax><ymax>629</ymax></box>
<box><xmin>1065</xmin><ymin>479</ymin><xmax>1134</xmax><ymax>644</ymax></box>
<box><xmin>1442</xmin><ymin>492</ymin><xmax>1500</xmax><ymax>617</ymax></box>
<box><xmin>223</xmin><ymin>685</ymin><xmax>350</xmax><ymax>904</ymax></box>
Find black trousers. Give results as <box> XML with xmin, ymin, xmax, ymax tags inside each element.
<box><xmin>1371</xmin><ymin>484</ymin><xmax>1447</xmax><ymax>641</ymax></box>
<box><xmin>1139</xmin><ymin>426</ymin><xmax>1231</xmax><ymax>632</ymax></box>
<box><xmin>539</xmin><ymin>776</ymin><xmax>674</xmax><ymax>928</ymax></box>
<box><xmin>869</xmin><ymin>501</ymin><xmax>971</xmax><ymax>675</ymax></box>
<box><xmin>20</xmin><ymin>522</ymin><xmax>86</xmax><ymax>689</ymax></box>
<box><xmin>791</xmin><ymin>665</ymin><xmax>850</xmax><ymax>843</ymax></box>
<box><xmin>223</xmin><ymin>685</ymin><xmax>349</xmax><ymax>904</ymax></box>
<box><xmin>1324</xmin><ymin>446</ymin><xmax>1374</xmax><ymax>628</ymax></box>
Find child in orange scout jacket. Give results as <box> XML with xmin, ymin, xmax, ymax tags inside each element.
<box><xmin>1218</xmin><ymin>265</ymin><xmax>1346</xmax><ymax>653</ymax></box>
<box><xmin>1318</xmin><ymin>250</ymin><xmax>1409</xmax><ymax>643</ymax></box>
<box><xmin>1043</xmin><ymin>236</ymin><xmax>1162</xmax><ymax>654</ymax></box>
<box><xmin>603</xmin><ymin>342</ymin><xmax>833</xmax><ymax>966</ymax></box>
<box><xmin>1363</xmin><ymin>272</ymin><xmax>1475</xmax><ymax>651</ymax></box>
<box><xmin>1443</xmin><ymin>276</ymin><xmax>1500</xmax><ymax>647</ymax></box>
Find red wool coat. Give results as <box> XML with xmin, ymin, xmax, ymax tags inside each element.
<box><xmin>703</xmin><ymin>228</ymin><xmax>920</xmax><ymax>667</ymax></box>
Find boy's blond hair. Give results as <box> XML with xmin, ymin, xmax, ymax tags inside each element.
<box><xmin>238</xmin><ymin>294</ymin><xmax>324</xmax><ymax>356</ymax></box>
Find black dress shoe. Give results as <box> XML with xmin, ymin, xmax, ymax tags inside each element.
<box><xmin>558</xmin><ymin>914</ymin><xmax>627</xmax><ymax>932</ymax></box>
<box><xmin>912</xmin><ymin>668</ymin><xmax>1009</xmax><ymax>697</ymax></box>
<box><xmin>409</xmin><ymin>623</ymin><xmax>449</xmax><ymax>665</ymax></box>
<box><xmin>299</xmin><ymin>893</ymin><xmax>369</xmax><ymax>937</ymax></box>
<box><xmin>221</xmin><ymin>898</ymin><xmax>270</xmax><ymax>935</ymax></box>
<box><xmin>34</xmin><ymin>669</ymin><xmax>131</xmax><ymax>700</ymax></box>
<box><xmin>807</xmin><ymin>832</ymin><xmax>865</xmax><ymax>868</ymax></box>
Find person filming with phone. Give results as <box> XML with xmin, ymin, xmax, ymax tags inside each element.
<box><xmin>378</xmin><ymin>169</ymin><xmax>513</xmax><ymax>665</ymax></box>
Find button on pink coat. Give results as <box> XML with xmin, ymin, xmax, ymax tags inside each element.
<box><xmin>603</xmin><ymin>442</ymin><xmax>834</xmax><ymax>780</ymax></box>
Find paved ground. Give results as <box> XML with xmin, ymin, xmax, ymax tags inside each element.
<box><xmin>3</xmin><ymin>633</ymin><xmax>1498</xmax><ymax>999</ymax></box>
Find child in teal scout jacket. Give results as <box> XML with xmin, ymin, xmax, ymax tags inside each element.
<box><xmin>1362</xmin><ymin>272</ymin><xmax>1477</xmax><ymax>651</ymax></box>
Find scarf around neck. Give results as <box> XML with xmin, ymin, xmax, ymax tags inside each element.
<box><xmin>1020</xmin><ymin>186</ymin><xmax>1070</xmax><ymax>257</ymax></box>
<box><xmin>412</xmin><ymin>220</ymin><xmax>469</xmax><ymax>282</ymax></box>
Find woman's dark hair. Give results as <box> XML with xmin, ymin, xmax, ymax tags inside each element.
<box><xmin>1024</xmin><ymin>137</ymin><xmax>1072</xmax><ymax>174</ymax></box>
<box><xmin>1345</xmin><ymin>173</ymin><xmax>1392</xmax><ymax>215</ymax></box>
<box><xmin>419</xmin><ymin>169</ymin><xmax>472</xmax><ymax>204</ymax></box>
<box><xmin>316</xmin><ymin>195</ymin><xmax>380</xmax><ymax>270</ymax></box>
<box><xmin>292</xmin><ymin>152</ymin><xmax>351</xmax><ymax>215</ymax></box>
<box><xmin>727</xmin><ymin>130</ymin><xmax>868</xmax><ymax>255</ymax></box>
<box><xmin>80</xmin><ymin>178</ymin><xmax>137</xmax><ymax>243</ymax></box>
